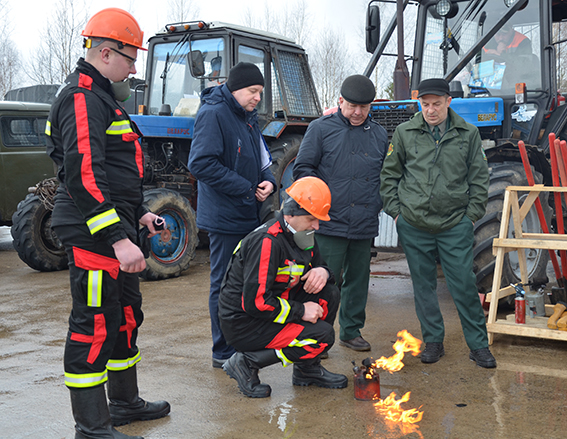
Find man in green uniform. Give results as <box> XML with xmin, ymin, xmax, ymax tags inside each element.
<box><xmin>380</xmin><ymin>78</ymin><xmax>496</xmax><ymax>368</ymax></box>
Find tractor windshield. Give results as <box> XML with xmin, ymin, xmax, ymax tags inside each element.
<box><xmin>147</xmin><ymin>37</ymin><xmax>227</xmax><ymax>116</ymax></box>
<box><xmin>421</xmin><ymin>0</ymin><xmax>541</xmax><ymax>97</ymax></box>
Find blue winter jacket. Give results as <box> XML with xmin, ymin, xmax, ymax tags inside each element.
<box><xmin>188</xmin><ymin>84</ymin><xmax>275</xmax><ymax>234</ymax></box>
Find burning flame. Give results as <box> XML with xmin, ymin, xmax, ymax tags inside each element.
<box><xmin>375</xmin><ymin>391</ymin><xmax>424</xmax><ymax>438</ymax></box>
<box><xmin>371</xmin><ymin>330</ymin><xmax>422</xmax><ymax>375</ymax></box>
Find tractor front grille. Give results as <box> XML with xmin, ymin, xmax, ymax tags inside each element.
<box><xmin>371</xmin><ymin>101</ymin><xmax>418</xmax><ymax>140</ymax></box>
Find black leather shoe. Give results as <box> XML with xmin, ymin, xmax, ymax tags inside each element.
<box><xmin>420</xmin><ymin>342</ymin><xmax>444</xmax><ymax>363</ymax></box>
<box><xmin>292</xmin><ymin>360</ymin><xmax>348</xmax><ymax>388</ymax></box>
<box><xmin>339</xmin><ymin>336</ymin><xmax>371</xmax><ymax>351</ymax></box>
<box><xmin>469</xmin><ymin>347</ymin><xmax>497</xmax><ymax>368</ymax></box>
<box><xmin>212</xmin><ymin>357</ymin><xmax>228</xmax><ymax>369</ymax></box>
<box><xmin>223</xmin><ymin>352</ymin><xmax>272</xmax><ymax>398</ymax></box>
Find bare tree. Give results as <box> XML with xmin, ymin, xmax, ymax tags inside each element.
<box><xmin>0</xmin><ymin>0</ymin><xmax>21</xmax><ymax>97</ymax></box>
<box><xmin>554</xmin><ymin>22</ymin><xmax>567</xmax><ymax>93</ymax></box>
<box><xmin>240</xmin><ymin>0</ymin><xmax>311</xmax><ymax>46</ymax></box>
<box><xmin>167</xmin><ymin>0</ymin><xmax>201</xmax><ymax>23</ymax></box>
<box><xmin>310</xmin><ymin>28</ymin><xmax>351</xmax><ymax>109</ymax></box>
<box><xmin>0</xmin><ymin>38</ymin><xmax>20</xmax><ymax>98</ymax></box>
<box><xmin>275</xmin><ymin>0</ymin><xmax>311</xmax><ymax>46</ymax></box>
<box><xmin>26</xmin><ymin>0</ymin><xmax>87</xmax><ymax>85</ymax></box>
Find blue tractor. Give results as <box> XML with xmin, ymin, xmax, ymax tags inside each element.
<box><xmin>365</xmin><ymin>0</ymin><xmax>567</xmax><ymax>296</ymax></box>
<box><xmin>130</xmin><ymin>21</ymin><xmax>321</xmax><ymax>280</ymax></box>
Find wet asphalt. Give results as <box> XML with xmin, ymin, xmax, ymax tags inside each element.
<box><xmin>1</xmin><ymin>225</ymin><xmax>567</xmax><ymax>439</ymax></box>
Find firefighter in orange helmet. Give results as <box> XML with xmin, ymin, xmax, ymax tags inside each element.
<box><xmin>218</xmin><ymin>177</ymin><xmax>348</xmax><ymax>398</ymax></box>
<box><xmin>46</xmin><ymin>8</ymin><xmax>170</xmax><ymax>438</ymax></box>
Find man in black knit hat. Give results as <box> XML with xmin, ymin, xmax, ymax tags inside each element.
<box><xmin>293</xmin><ymin>75</ymin><xmax>388</xmax><ymax>352</ymax></box>
<box><xmin>188</xmin><ymin>62</ymin><xmax>276</xmax><ymax>369</ymax></box>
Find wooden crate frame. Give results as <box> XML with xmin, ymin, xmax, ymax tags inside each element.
<box><xmin>486</xmin><ymin>185</ymin><xmax>567</xmax><ymax>344</ymax></box>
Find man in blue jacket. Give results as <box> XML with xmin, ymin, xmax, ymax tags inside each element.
<box><xmin>293</xmin><ymin>75</ymin><xmax>388</xmax><ymax>352</ymax></box>
<box><xmin>188</xmin><ymin>62</ymin><xmax>276</xmax><ymax>369</ymax></box>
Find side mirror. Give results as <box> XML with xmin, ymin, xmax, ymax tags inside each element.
<box><xmin>188</xmin><ymin>50</ymin><xmax>205</xmax><ymax>77</ymax></box>
<box><xmin>366</xmin><ymin>1</ymin><xmax>381</xmax><ymax>54</ymax></box>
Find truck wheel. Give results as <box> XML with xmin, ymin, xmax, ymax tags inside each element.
<box><xmin>267</xmin><ymin>134</ymin><xmax>303</xmax><ymax>210</ymax></box>
<box><xmin>10</xmin><ymin>194</ymin><xmax>68</xmax><ymax>271</ymax></box>
<box><xmin>474</xmin><ymin>162</ymin><xmax>550</xmax><ymax>303</ymax></box>
<box><xmin>140</xmin><ymin>188</ymin><xmax>198</xmax><ymax>281</ymax></box>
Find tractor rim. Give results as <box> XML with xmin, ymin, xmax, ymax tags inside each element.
<box><xmin>150</xmin><ymin>208</ymin><xmax>188</xmax><ymax>264</ymax></box>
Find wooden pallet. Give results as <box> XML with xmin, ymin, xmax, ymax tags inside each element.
<box><xmin>485</xmin><ymin>185</ymin><xmax>567</xmax><ymax>344</ymax></box>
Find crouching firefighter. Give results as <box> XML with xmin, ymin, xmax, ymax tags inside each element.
<box><xmin>46</xmin><ymin>8</ymin><xmax>170</xmax><ymax>438</ymax></box>
<box><xmin>218</xmin><ymin>176</ymin><xmax>348</xmax><ymax>397</ymax></box>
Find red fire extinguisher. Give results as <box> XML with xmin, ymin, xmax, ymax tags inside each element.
<box><xmin>511</xmin><ymin>283</ymin><xmax>526</xmax><ymax>324</ymax></box>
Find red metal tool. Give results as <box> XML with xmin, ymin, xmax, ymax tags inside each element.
<box><xmin>555</xmin><ymin>140</ymin><xmax>567</xmax><ymax>208</ymax></box>
<box><xmin>550</xmin><ymin>136</ymin><xmax>567</xmax><ymax>280</ymax></box>
<box><xmin>518</xmin><ymin>139</ymin><xmax>562</xmax><ymax>282</ymax></box>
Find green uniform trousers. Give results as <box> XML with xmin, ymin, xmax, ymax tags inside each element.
<box><xmin>315</xmin><ymin>234</ymin><xmax>372</xmax><ymax>341</ymax></box>
<box><xmin>396</xmin><ymin>215</ymin><xmax>488</xmax><ymax>351</ymax></box>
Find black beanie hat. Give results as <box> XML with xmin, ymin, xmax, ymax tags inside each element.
<box><xmin>226</xmin><ymin>62</ymin><xmax>265</xmax><ymax>92</ymax></box>
<box><xmin>340</xmin><ymin>75</ymin><xmax>376</xmax><ymax>105</ymax></box>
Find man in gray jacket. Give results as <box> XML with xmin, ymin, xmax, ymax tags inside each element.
<box><xmin>293</xmin><ymin>75</ymin><xmax>388</xmax><ymax>351</ymax></box>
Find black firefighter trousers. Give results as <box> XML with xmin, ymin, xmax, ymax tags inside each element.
<box><xmin>221</xmin><ymin>282</ymin><xmax>340</xmax><ymax>366</ymax></box>
<box><xmin>54</xmin><ymin>225</ymin><xmax>144</xmax><ymax>390</ymax></box>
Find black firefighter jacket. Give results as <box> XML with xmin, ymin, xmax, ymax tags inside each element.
<box><xmin>46</xmin><ymin>58</ymin><xmax>146</xmax><ymax>246</ymax></box>
<box><xmin>218</xmin><ymin>211</ymin><xmax>333</xmax><ymax>344</ymax></box>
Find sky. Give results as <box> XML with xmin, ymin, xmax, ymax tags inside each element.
<box><xmin>8</xmin><ymin>0</ymin><xmax>369</xmax><ymax>80</ymax></box>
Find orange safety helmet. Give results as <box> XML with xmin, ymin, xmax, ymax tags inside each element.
<box><xmin>285</xmin><ymin>176</ymin><xmax>332</xmax><ymax>221</ymax></box>
<box><xmin>82</xmin><ymin>8</ymin><xmax>147</xmax><ymax>51</ymax></box>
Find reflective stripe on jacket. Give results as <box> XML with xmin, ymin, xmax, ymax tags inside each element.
<box><xmin>219</xmin><ymin>211</ymin><xmax>332</xmax><ymax>330</ymax></box>
<box><xmin>46</xmin><ymin>58</ymin><xmax>146</xmax><ymax>245</ymax></box>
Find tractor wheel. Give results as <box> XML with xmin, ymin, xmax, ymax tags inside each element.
<box><xmin>267</xmin><ymin>134</ymin><xmax>303</xmax><ymax>211</ymax></box>
<box><xmin>473</xmin><ymin>162</ymin><xmax>550</xmax><ymax>304</ymax></box>
<box><xmin>11</xmin><ymin>194</ymin><xmax>68</xmax><ymax>271</ymax></box>
<box><xmin>140</xmin><ymin>188</ymin><xmax>198</xmax><ymax>281</ymax></box>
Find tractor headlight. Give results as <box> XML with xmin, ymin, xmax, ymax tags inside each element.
<box><xmin>436</xmin><ymin>0</ymin><xmax>452</xmax><ymax>16</ymax></box>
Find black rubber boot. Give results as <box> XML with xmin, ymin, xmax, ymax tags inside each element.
<box><xmin>223</xmin><ymin>350</ymin><xmax>280</xmax><ymax>398</ymax></box>
<box><xmin>107</xmin><ymin>366</ymin><xmax>171</xmax><ymax>427</ymax></box>
<box><xmin>70</xmin><ymin>385</ymin><xmax>143</xmax><ymax>439</ymax></box>
<box><xmin>292</xmin><ymin>358</ymin><xmax>348</xmax><ymax>388</ymax></box>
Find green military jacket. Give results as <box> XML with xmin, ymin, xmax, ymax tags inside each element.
<box><xmin>380</xmin><ymin>107</ymin><xmax>489</xmax><ymax>234</ymax></box>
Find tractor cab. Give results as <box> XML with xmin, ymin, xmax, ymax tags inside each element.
<box><xmin>416</xmin><ymin>0</ymin><xmax>546</xmax><ymax>146</ymax></box>
<box><xmin>136</xmin><ymin>21</ymin><xmax>321</xmax><ymax>133</ymax></box>
<box><xmin>367</xmin><ymin>0</ymin><xmax>563</xmax><ymax>147</ymax></box>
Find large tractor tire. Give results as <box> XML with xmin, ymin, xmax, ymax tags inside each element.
<box><xmin>267</xmin><ymin>134</ymin><xmax>303</xmax><ymax>211</ymax></box>
<box><xmin>140</xmin><ymin>188</ymin><xmax>198</xmax><ymax>281</ymax></box>
<box><xmin>11</xmin><ymin>194</ymin><xmax>68</xmax><ymax>271</ymax></box>
<box><xmin>474</xmin><ymin>162</ymin><xmax>550</xmax><ymax>302</ymax></box>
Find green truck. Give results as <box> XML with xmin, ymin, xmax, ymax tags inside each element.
<box><xmin>0</xmin><ymin>101</ymin><xmax>67</xmax><ymax>271</ymax></box>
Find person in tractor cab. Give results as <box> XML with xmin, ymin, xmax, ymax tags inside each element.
<box><xmin>479</xmin><ymin>23</ymin><xmax>536</xmax><ymax>93</ymax></box>
<box><xmin>188</xmin><ymin>62</ymin><xmax>276</xmax><ymax>370</ymax></box>
<box><xmin>483</xmin><ymin>23</ymin><xmax>532</xmax><ymax>58</ymax></box>
<box><xmin>293</xmin><ymin>75</ymin><xmax>388</xmax><ymax>353</ymax></box>
<box><xmin>46</xmin><ymin>8</ymin><xmax>170</xmax><ymax>439</ymax></box>
<box><xmin>218</xmin><ymin>176</ymin><xmax>348</xmax><ymax>398</ymax></box>
<box><xmin>380</xmin><ymin>78</ymin><xmax>497</xmax><ymax>369</ymax></box>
